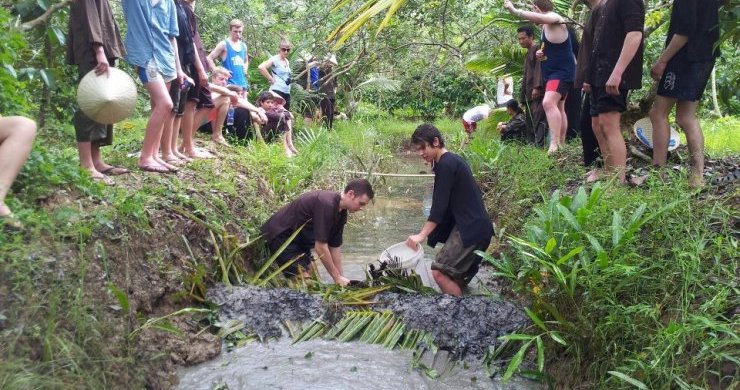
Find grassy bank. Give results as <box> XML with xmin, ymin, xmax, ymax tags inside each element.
<box><xmin>1</xmin><ymin>115</ymin><xmax>737</xmax><ymax>388</ymax></box>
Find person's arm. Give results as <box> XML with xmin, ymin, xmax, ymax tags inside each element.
<box><xmin>79</xmin><ymin>0</ymin><xmax>110</xmax><ymax>77</ymax></box>
<box><xmin>650</xmin><ymin>34</ymin><xmax>688</xmax><ymax>81</ymax></box>
<box><xmin>329</xmin><ymin>246</ymin><xmax>343</xmax><ymax>276</ymax></box>
<box><xmin>314</xmin><ymin>241</ymin><xmax>349</xmax><ymax>285</ymax></box>
<box><xmin>504</xmin><ymin>0</ymin><xmax>562</xmax><ymax>24</ymax></box>
<box><xmin>206</xmin><ymin>42</ymin><xmax>225</xmax><ymax>73</ymax></box>
<box><xmin>605</xmin><ymin>31</ymin><xmax>642</xmax><ymax>96</ymax></box>
<box><xmin>532</xmin><ymin>48</ymin><xmax>544</xmax><ymax>99</ymax></box>
<box><xmin>258</xmin><ymin>58</ymin><xmax>275</xmax><ymax>84</ymax></box>
<box><xmin>193</xmin><ymin>42</ymin><xmax>208</xmax><ymax>85</ymax></box>
<box><xmin>235</xmin><ymin>97</ymin><xmax>263</xmax><ymax>113</ymax></box>
<box><xmin>171</xmin><ymin>37</ymin><xmax>187</xmax><ymax>84</ymax></box>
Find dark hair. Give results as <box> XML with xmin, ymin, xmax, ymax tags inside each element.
<box><xmin>516</xmin><ymin>25</ymin><xmax>535</xmax><ymax>37</ymax></box>
<box><xmin>344</xmin><ymin>179</ymin><xmax>374</xmax><ymax>199</ymax></box>
<box><xmin>411</xmin><ymin>123</ymin><xmax>445</xmax><ymax>148</ymax></box>
<box><xmin>533</xmin><ymin>0</ymin><xmax>553</xmax><ymax>12</ymax></box>
<box><xmin>505</xmin><ymin>99</ymin><xmax>523</xmax><ymax>114</ymax></box>
<box><xmin>257</xmin><ymin>91</ymin><xmax>273</xmax><ymax>105</ymax></box>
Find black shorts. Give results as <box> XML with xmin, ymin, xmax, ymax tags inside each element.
<box><xmin>187</xmin><ymin>81</ymin><xmax>214</xmax><ymax>109</ymax></box>
<box><xmin>267</xmin><ymin>232</ymin><xmax>314</xmax><ymax>277</ymax></box>
<box><xmin>589</xmin><ymin>86</ymin><xmax>628</xmax><ymax>116</ymax></box>
<box><xmin>169</xmin><ymin>79</ymin><xmax>189</xmax><ymax>116</ymax></box>
<box><xmin>545</xmin><ymin>79</ymin><xmax>572</xmax><ymax>100</ymax></box>
<box><xmin>657</xmin><ymin>59</ymin><xmax>714</xmax><ymax>102</ymax></box>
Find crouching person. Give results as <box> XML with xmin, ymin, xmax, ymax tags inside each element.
<box><xmin>260</xmin><ymin>179</ymin><xmax>374</xmax><ymax>286</ymax></box>
<box><xmin>406</xmin><ymin>124</ymin><xmax>494</xmax><ymax>296</ymax></box>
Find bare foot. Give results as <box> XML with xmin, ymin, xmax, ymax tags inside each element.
<box><xmin>689</xmin><ymin>172</ymin><xmax>704</xmax><ymax>188</ymax></box>
<box><xmin>212</xmin><ymin>137</ymin><xmax>230</xmax><ymax>147</ymax></box>
<box><xmin>182</xmin><ymin>148</ymin><xmax>214</xmax><ymax>159</ymax></box>
<box><xmin>173</xmin><ymin>149</ymin><xmax>193</xmax><ymax>162</ymax></box>
<box><xmin>585</xmin><ymin>168</ymin><xmax>601</xmax><ymax>183</ymax></box>
<box><xmin>154</xmin><ymin>156</ymin><xmax>179</xmax><ymax>171</ymax></box>
<box><xmin>547</xmin><ymin>145</ymin><xmax>558</xmax><ymax>155</ymax></box>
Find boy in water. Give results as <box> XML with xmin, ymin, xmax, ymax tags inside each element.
<box><xmin>406</xmin><ymin>124</ymin><xmax>494</xmax><ymax>296</ymax></box>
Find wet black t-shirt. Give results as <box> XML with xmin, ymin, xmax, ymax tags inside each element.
<box><xmin>427</xmin><ymin>152</ymin><xmax>494</xmax><ymax>249</ymax></box>
<box><xmin>261</xmin><ymin>190</ymin><xmax>347</xmax><ymax>248</ymax></box>
<box><xmin>665</xmin><ymin>0</ymin><xmax>721</xmax><ymax>63</ymax></box>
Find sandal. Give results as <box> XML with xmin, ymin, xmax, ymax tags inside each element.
<box><xmin>92</xmin><ymin>174</ymin><xmax>115</xmax><ymax>186</ymax></box>
<box><xmin>1</xmin><ymin>213</ymin><xmax>23</xmax><ymax>231</ymax></box>
<box><xmin>100</xmin><ymin>166</ymin><xmax>130</xmax><ymax>176</ymax></box>
<box><xmin>138</xmin><ymin>164</ymin><xmax>173</xmax><ymax>174</ymax></box>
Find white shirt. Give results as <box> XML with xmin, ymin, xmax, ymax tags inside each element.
<box><xmin>496</xmin><ymin>77</ymin><xmax>514</xmax><ymax>105</ymax></box>
<box><xmin>462</xmin><ymin>104</ymin><xmax>491</xmax><ymax>123</ymax></box>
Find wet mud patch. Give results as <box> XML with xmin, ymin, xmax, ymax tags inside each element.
<box><xmin>208</xmin><ymin>285</ymin><xmax>527</xmax><ymax>359</ymax></box>
<box><xmin>374</xmin><ymin>292</ymin><xmax>527</xmax><ymax>358</ymax></box>
<box><xmin>207</xmin><ymin>285</ymin><xmax>325</xmax><ymax>339</ymax></box>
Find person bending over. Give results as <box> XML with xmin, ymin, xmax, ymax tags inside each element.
<box><xmin>406</xmin><ymin>124</ymin><xmax>494</xmax><ymax>296</ymax></box>
<box><xmin>261</xmin><ymin>179</ymin><xmax>374</xmax><ymax>286</ymax></box>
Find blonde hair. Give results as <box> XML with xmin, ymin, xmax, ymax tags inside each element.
<box><xmin>229</xmin><ymin>19</ymin><xmax>244</xmax><ymax>30</ymax></box>
<box><xmin>212</xmin><ymin>66</ymin><xmax>230</xmax><ymax>78</ymax></box>
<box><xmin>279</xmin><ymin>38</ymin><xmax>292</xmax><ymax>49</ymax></box>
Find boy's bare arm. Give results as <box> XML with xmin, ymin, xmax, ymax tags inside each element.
<box><xmin>206</xmin><ymin>42</ymin><xmax>225</xmax><ymax>73</ymax></box>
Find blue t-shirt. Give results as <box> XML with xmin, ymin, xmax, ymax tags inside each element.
<box><xmin>122</xmin><ymin>0</ymin><xmax>179</xmax><ymax>78</ymax></box>
<box><xmin>223</xmin><ymin>40</ymin><xmax>248</xmax><ymax>89</ymax></box>
<box><xmin>268</xmin><ymin>55</ymin><xmax>291</xmax><ymax>94</ymax></box>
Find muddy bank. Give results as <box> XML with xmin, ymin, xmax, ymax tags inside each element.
<box><xmin>207</xmin><ymin>285</ymin><xmax>527</xmax><ymax>358</ymax></box>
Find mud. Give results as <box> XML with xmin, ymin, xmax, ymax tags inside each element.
<box><xmin>208</xmin><ymin>285</ymin><xmax>527</xmax><ymax>359</ymax></box>
<box><xmin>207</xmin><ymin>285</ymin><xmax>325</xmax><ymax>339</ymax></box>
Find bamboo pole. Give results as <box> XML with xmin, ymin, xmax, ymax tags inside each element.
<box><xmin>345</xmin><ymin>170</ymin><xmax>434</xmax><ymax>178</ymax></box>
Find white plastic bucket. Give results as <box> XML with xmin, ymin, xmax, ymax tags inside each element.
<box><xmin>378</xmin><ymin>242</ymin><xmax>424</xmax><ymax>270</ymax></box>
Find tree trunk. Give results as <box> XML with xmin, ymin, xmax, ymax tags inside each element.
<box><xmin>710</xmin><ymin>66</ymin><xmax>722</xmax><ymax>117</ymax></box>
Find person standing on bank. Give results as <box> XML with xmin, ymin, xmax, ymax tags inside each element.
<box><xmin>575</xmin><ymin>0</ymin><xmax>603</xmax><ymax>178</ymax></box>
<box><xmin>505</xmin><ymin>0</ymin><xmax>576</xmax><ymax>154</ymax></box>
<box><xmin>517</xmin><ymin>25</ymin><xmax>547</xmax><ymax>147</ymax></box>
<box><xmin>261</xmin><ymin>179</ymin><xmax>374</xmax><ymax>286</ymax></box>
<box><xmin>207</xmin><ymin>19</ymin><xmax>249</xmax><ymax>92</ymax></box>
<box><xmin>649</xmin><ymin>0</ymin><xmax>721</xmax><ymax>188</ymax></box>
<box><xmin>258</xmin><ymin>38</ymin><xmax>293</xmax><ymax>110</ymax></box>
<box><xmin>67</xmin><ymin>0</ymin><xmax>129</xmax><ymax>185</ymax></box>
<box><xmin>406</xmin><ymin>124</ymin><xmax>494</xmax><ymax>296</ymax></box>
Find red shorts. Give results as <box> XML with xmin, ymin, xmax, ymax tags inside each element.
<box><xmin>545</xmin><ymin>79</ymin><xmax>573</xmax><ymax>101</ymax></box>
<box><xmin>462</xmin><ymin>119</ymin><xmax>477</xmax><ymax>134</ymax></box>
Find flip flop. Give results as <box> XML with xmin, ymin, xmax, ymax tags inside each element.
<box><xmin>101</xmin><ymin>166</ymin><xmax>130</xmax><ymax>176</ymax></box>
<box><xmin>139</xmin><ymin>164</ymin><xmax>172</xmax><ymax>174</ymax></box>
<box><xmin>92</xmin><ymin>175</ymin><xmax>115</xmax><ymax>186</ymax></box>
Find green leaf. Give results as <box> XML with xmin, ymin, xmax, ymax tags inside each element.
<box><xmin>502</xmin><ymin>341</ymin><xmax>531</xmax><ymax>381</ymax></box>
<box><xmin>549</xmin><ymin>332</ymin><xmax>567</xmax><ymax>346</ymax></box>
<box><xmin>106</xmin><ymin>282</ymin><xmax>130</xmax><ymax>314</ymax></box>
<box><xmin>39</xmin><ymin>69</ymin><xmax>55</xmax><ymax>89</ymax></box>
<box><xmin>499</xmin><ymin>333</ymin><xmax>535</xmax><ymax>342</ymax></box>
<box><xmin>556</xmin><ymin>246</ymin><xmax>584</xmax><ymax>265</ymax></box>
<box><xmin>611</xmin><ymin>210</ymin><xmax>623</xmax><ymax>247</ymax></box>
<box><xmin>607</xmin><ymin>370</ymin><xmax>648</xmax><ymax>389</ymax></box>
<box><xmin>597</xmin><ymin>251</ymin><xmax>609</xmax><ymax>269</ymax></box>
<box><xmin>544</xmin><ymin>237</ymin><xmax>557</xmax><ymax>254</ymax></box>
<box><xmin>535</xmin><ymin>336</ymin><xmax>544</xmax><ymax>372</ymax></box>
<box><xmin>48</xmin><ymin>26</ymin><xmax>66</xmax><ymax>46</ymax></box>
<box><xmin>525</xmin><ymin>308</ymin><xmax>548</xmax><ymax>332</ymax></box>
<box><xmin>3</xmin><ymin>63</ymin><xmax>17</xmax><ymax>78</ymax></box>
<box><xmin>556</xmin><ymin>204</ymin><xmax>581</xmax><ymax>231</ymax></box>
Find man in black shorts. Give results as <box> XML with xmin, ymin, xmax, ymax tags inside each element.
<box><xmin>584</xmin><ymin>0</ymin><xmax>644</xmax><ymax>184</ymax></box>
<box><xmin>648</xmin><ymin>0</ymin><xmax>721</xmax><ymax>188</ymax></box>
<box><xmin>405</xmin><ymin>124</ymin><xmax>494</xmax><ymax>296</ymax></box>
<box><xmin>261</xmin><ymin>179</ymin><xmax>374</xmax><ymax>286</ymax></box>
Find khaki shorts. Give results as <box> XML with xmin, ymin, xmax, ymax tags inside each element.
<box><xmin>432</xmin><ymin>227</ymin><xmax>486</xmax><ymax>285</ymax></box>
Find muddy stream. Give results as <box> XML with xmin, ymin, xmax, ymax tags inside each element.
<box><xmin>177</xmin><ymin>156</ymin><xmax>540</xmax><ymax>389</ymax></box>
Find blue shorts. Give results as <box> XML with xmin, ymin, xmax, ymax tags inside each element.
<box><xmin>136</xmin><ymin>59</ymin><xmax>175</xmax><ymax>84</ymax></box>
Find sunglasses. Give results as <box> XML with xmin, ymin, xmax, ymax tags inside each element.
<box><xmin>280</xmin><ymin>47</ymin><xmax>291</xmax><ymax>52</ymax></box>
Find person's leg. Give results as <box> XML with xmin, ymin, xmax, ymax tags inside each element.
<box><xmin>598</xmin><ymin>111</ymin><xmax>627</xmax><ymax>183</ymax></box>
<box><xmin>432</xmin><ymin>270</ymin><xmax>463</xmax><ymax>296</ymax></box>
<box><xmin>581</xmin><ymin>94</ymin><xmax>601</xmax><ymax>167</ymax></box>
<box><xmin>558</xmin><ymin>99</ymin><xmax>568</xmax><ymax>145</ymax></box>
<box><xmin>649</xmin><ymin>95</ymin><xmax>677</xmax><ymax>167</ymax></box>
<box><xmin>210</xmin><ymin>97</ymin><xmax>229</xmax><ymax>145</ymax></box>
<box><xmin>139</xmin><ymin>79</ymin><xmax>174</xmax><ymax>171</ymax></box>
<box><xmin>0</xmin><ymin>116</ymin><xmax>36</xmax><ymax>216</ymax></box>
<box><xmin>285</xmin><ymin>119</ymin><xmax>298</xmax><ymax>154</ymax></box>
<box><xmin>675</xmin><ymin>100</ymin><xmax>704</xmax><ymax>187</ymax></box>
<box><xmin>542</xmin><ymin>89</ymin><xmax>564</xmax><ymax>153</ymax></box>
<box><xmin>587</xmin><ymin>116</ymin><xmax>607</xmax><ymax>182</ymax></box>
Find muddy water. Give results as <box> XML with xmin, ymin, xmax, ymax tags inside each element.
<box><xmin>177</xmin><ymin>156</ymin><xmax>540</xmax><ymax>389</ymax></box>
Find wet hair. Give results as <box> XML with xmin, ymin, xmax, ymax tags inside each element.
<box><xmin>411</xmin><ymin>123</ymin><xmax>445</xmax><ymax>148</ymax></box>
<box><xmin>212</xmin><ymin>66</ymin><xmax>230</xmax><ymax>78</ymax></box>
<box><xmin>229</xmin><ymin>19</ymin><xmax>243</xmax><ymax>30</ymax></box>
<box><xmin>533</xmin><ymin>0</ymin><xmax>553</xmax><ymax>12</ymax></box>
<box><xmin>344</xmin><ymin>179</ymin><xmax>374</xmax><ymax>199</ymax></box>
<box><xmin>505</xmin><ymin>99</ymin><xmax>523</xmax><ymax>114</ymax></box>
<box><xmin>517</xmin><ymin>25</ymin><xmax>535</xmax><ymax>37</ymax></box>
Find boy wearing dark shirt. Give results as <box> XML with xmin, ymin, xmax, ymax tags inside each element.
<box><xmin>648</xmin><ymin>0</ymin><xmax>721</xmax><ymax>188</ymax></box>
<box><xmin>584</xmin><ymin>0</ymin><xmax>644</xmax><ymax>183</ymax></box>
<box><xmin>261</xmin><ymin>179</ymin><xmax>374</xmax><ymax>286</ymax></box>
<box><xmin>406</xmin><ymin>124</ymin><xmax>494</xmax><ymax>296</ymax></box>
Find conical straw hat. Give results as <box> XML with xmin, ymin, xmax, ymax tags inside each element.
<box><xmin>76</xmin><ymin>67</ymin><xmax>137</xmax><ymax>124</ymax></box>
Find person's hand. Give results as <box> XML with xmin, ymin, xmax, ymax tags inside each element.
<box><xmin>335</xmin><ymin>275</ymin><xmax>350</xmax><ymax>287</ymax></box>
<box><xmin>531</xmin><ymin>88</ymin><xmax>541</xmax><ymax>100</ymax></box>
<box><xmin>650</xmin><ymin>60</ymin><xmax>667</xmax><ymax>81</ymax></box>
<box><xmin>176</xmin><ymin>70</ymin><xmax>186</xmax><ymax>85</ymax></box>
<box><xmin>269</xmin><ymin>77</ymin><xmax>275</xmax><ymax>85</ymax></box>
<box><xmin>94</xmin><ymin>47</ymin><xmax>110</xmax><ymax>77</ymax></box>
<box><xmin>198</xmin><ymin>70</ymin><xmax>209</xmax><ymax>86</ymax></box>
<box><xmin>185</xmin><ymin>75</ymin><xmax>194</xmax><ymax>87</ymax></box>
<box><xmin>504</xmin><ymin>0</ymin><xmax>516</xmax><ymax>12</ymax></box>
<box><xmin>605</xmin><ymin>70</ymin><xmax>622</xmax><ymax>96</ymax></box>
<box><xmin>536</xmin><ymin>50</ymin><xmax>545</xmax><ymax>61</ymax></box>
<box><xmin>405</xmin><ymin>234</ymin><xmax>425</xmax><ymax>249</ymax></box>
<box><xmin>229</xmin><ymin>92</ymin><xmax>239</xmax><ymax>105</ymax></box>
<box><xmin>582</xmin><ymin>83</ymin><xmax>591</xmax><ymax>94</ymax></box>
